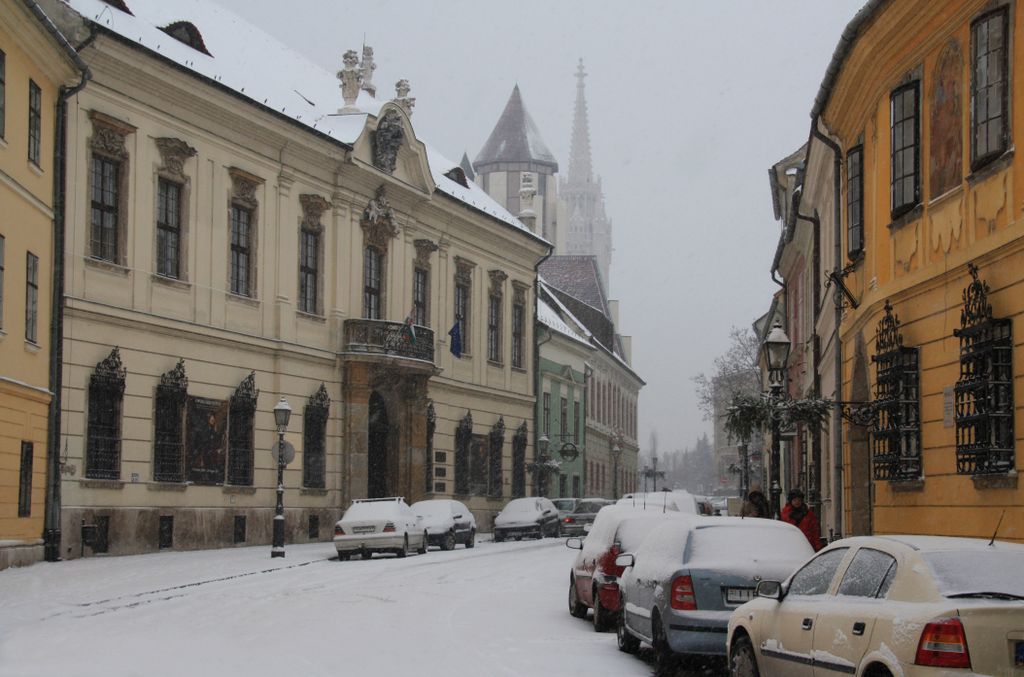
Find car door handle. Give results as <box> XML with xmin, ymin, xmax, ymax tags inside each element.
<box><xmin>852</xmin><ymin>622</ymin><xmax>865</xmax><ymax>636</ymax></box>
<box><xmin>801</xmin><ymin>618</ymin><xmax>813</xmax><ymax>630</ymax></box>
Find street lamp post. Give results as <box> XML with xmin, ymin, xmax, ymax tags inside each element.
<box><xmin>537</xmin><ymin>434</ymin><xmax>550</xmax><ymax>496</ymax></box>
<box><xmin>271</xmin><ymin>397</ymin><xmax>292</xmax><ymax>558</ymax></box>
<box><xmin>762</xmin><ymin>321</ymin><xmax>791</xmax><ymax>520</ymax></box>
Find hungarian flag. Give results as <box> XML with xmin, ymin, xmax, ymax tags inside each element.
<box><xmin>404</xmin><ymin>312</ymin><xmax>416</xmax><ymax>345</ymax></box>
<box><xmin>448</xmin><ymin>319</ymin><xmax>462</xmax><ymax>358</ymax></box>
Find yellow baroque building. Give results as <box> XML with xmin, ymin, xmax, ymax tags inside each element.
<box><xmin>0</xmin><ymin>0</ymin><xmax>84</xmax><ymax>569</ymax></box>
<box><xmin>818</xmin><ymin>0</ymin><xmax>1024</xmax><ymax>541</ymax></box>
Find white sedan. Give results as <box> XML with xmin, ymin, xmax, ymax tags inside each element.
<box><xmin>727</xmin><ymin>535</ymin><xmax>1024</xmax><ymax>676</ymax></box>
<box><xmin>333</xmin><ymin>497</ymin><xmax>428</xmax><ymax>560</ymax></box>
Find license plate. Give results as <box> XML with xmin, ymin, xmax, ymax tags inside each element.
<box><xmin>726</xmin><ymin>587</ymin><xmax>755</xmax><ymax>604</ymax></box>
<box><xmin>352</xmin><ymin>526</ymin><xmax>375</xmax><ymax>534</ymax></box>
<box><xmin>1015</xmin><ymin>640</ymin><xmax>1024</xmax><ymax>666</ymax></box>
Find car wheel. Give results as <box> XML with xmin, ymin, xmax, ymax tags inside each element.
<box><xmin>359</xmin><ymin>548</ymin><xmax>370</xmax><ymax>560</ymax></box>
<box><xmin>465</xmin><ymin>529</ymin><xmax>475</xmax><ymax>548</ymax></box>
<box><xmin>494</xmin><ymin>531</ymin><xmax>504</xmax><ymax>542</ymax></box>
<box><xmin>568</xmin><ymin>577</ymin><xmax>588</xmax><ymax>619</ymax></box>
<box><xmin>592</xmin><ymin>590</ymin><xmax>610</xmax><ymax>632</ymax></box>
<box><xmin>442</xmin><ymin>530</ymin><xmax>456</xmax><ymax>551</ymax></box>
<box><xmin>417</xmin><ymin>531</ymin><xmax>428</xmax><ymax>555</ymax></box>
<box><xmin>652</xmin><ymin>613</ymin><xmax>677</xmax><ymax>672</ymax></box>
<box><xmin>396</xmin><ymin>535</ymin><xmax>409</xmax><ymax>558</ymax></box>
<box><xmin>616</xmin><ymin>606</ymin><xmax>640</xmax><ymax>653</ymax></box>
<box><xmin>337</xmin><ymin>552</ymin><xmax>349</xmax><ymax>562</ymax></box>
<box><xmin>729</xmin><ymin>634</ymin><xmax>760</xmax><ymax>677</ymax></box>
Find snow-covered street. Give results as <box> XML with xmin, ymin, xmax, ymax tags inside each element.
<box><xmin>0</xmin><ymin>536</ymin><xmax>719</xmax><ymax>677</ymax></box>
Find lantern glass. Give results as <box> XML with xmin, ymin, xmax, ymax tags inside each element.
<box><xmin>763</xmin><ymin>322</ymin><xmax>791</xmax><ymax>372</ymax></box>
<box><xmin>273</xmin><ymin>397</ymin><xmax>292</xmax><ymax>429</ymax></box>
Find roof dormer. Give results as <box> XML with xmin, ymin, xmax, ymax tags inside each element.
<box><xmin>160</xmin><ymin>21</ymin><xmax>212</xmax><ymax>56</ymax></box>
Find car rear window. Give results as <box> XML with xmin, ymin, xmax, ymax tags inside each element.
<box><xmin>343</xmin><ymin>502</ymin><xmax>399</xmax><ymax>520</ymax></box>
<box><xmin>411</xmin><ymin>501</ymin><xmax>449</xmax><ymax>518</ymax></box>
<box><xmin>503</xmin><ymin>498</ymin><xmax>538</xmax><ymax>513</ymax></box>
<box><xmin>923</xmin><ymin>550</ymin><xmax>1024</xmax><ymax>598</ymax></box>
<box><xmin>552</xmin><ymin>499</ymin><xmax>576</xmax><ymax>511</ymax></box>
<box><xmin>685</xmin><ymin>524</ymin><xmax>812</xmax><ymax>569</ymax></box>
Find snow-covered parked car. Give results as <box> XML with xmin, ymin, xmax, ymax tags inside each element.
<box><xmin>493</xmin><ymin>497</ymin><xmax>560</xmax><ymax>541</ymax></box>
<box><xmin>614</xmin><ymin>516</ymin><xmax>811</xmax><ymax>669</ymax></box>
<box><xmin>727</xmin><ymin>535</ymin><xmax>1024</xmax><ymax>677</ymax></box>
<box><xmin>566</xmin><ymin>504</ymin><xmax>691</xmax><ymax>631</ymax></box>
<box><xmin>551</xmin><ymin>497</ymin><xmax>579</xmax><ymax>523</ymax></box>
<box><xmin>617</xmin><ymin>490</ymin><xmax>698</xmax><ymax>514</ymax></box>
<box><xmin>561</xmin><ymin>498</ymin><xmax>615</xmax><ymax>536</ymax></box>
<box><xmin>411</xmin><ymin>499</ymin><xmax>476</xmax><ymax>550</ymax></box>
<box><xmin>333</xmin><ymin>497</ymin><xmax>427</xmax><ymax>560</ymax></box>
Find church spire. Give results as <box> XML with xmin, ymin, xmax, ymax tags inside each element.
<box><xmin>568</xmin><ymin>58</ymin><xmax>593</xmax><ymax>184</ymax></box>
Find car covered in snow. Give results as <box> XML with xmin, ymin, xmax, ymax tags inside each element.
<box><xmin>617</xmin><ymin>490</ymin><xmax>699</xmax><ymax>515</ymax></box>
<box><xmin>333</xmin><ymin>497</ymin><xmax>427</xmax><ymax>560</ymax></box>
<box><xmin>727</xmin><ymin>535</ymin><xmax>1024</xmax><ymax>677</ymax></box>
<box><xmin>566</xmin><ymin>504</ymin><xmax>691</xmax><ymax>632</ymax></box>
<box><xmin>493</xmin><ymin>497</ymin><xmax>561</xmax><ymax>541</ymax></box>
<box><xmin>561</xmin><ymin>498</ymin><xmax>615</xmax><ymax>536</ymax></box>
<box><xmin>411</xmin><ymin>499</ymin><xmax>476</xmax><ymax>550</ymax></box>
<box><xmin>551</xmin><ymin>497</ymin><xmax>579</xmax><ymax>522</ymax></box>
<box><xmin>614</xmin><ymin>516</ymin><xmax>812</xmax><ymax>669</ymax></box>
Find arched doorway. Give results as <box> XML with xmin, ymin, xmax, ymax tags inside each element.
<box><xmin>368</xmin><ymin>391</ymin><xmax>390</xmax><ymax>498</ymax></box>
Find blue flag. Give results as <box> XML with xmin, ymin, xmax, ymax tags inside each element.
<box><xmin>448</xmin><ymin>319</ymin><xmax>462</xmax><ymax>358</ymax></box>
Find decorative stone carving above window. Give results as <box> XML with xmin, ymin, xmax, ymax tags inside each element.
<box><xmin>488</xmin><ymin>269</ymin><xmax>507</xmax><ymax>299</ymax></box>
<box><xmin>393</xmin><ymin>79</ymin><xmax>415</xmax><ymax>117</ymax></box>
<box><xmin>361</xmin><ymin>186</ymin><xmax>400</xmax><ymax>249</ymax></box>
<box><xmin>228</xmin><ymin>167</ymin><xmax>263</xmax><ymax>209</ymax></box>
<box><xmin>300</xmin><ymin>194</ymin><xmax>331</xmax><ymax>232</ymax></box>
<box><xmin>90</xmin><ymin>111</ymin><xmax>136</xmax><ymax>159</ymax></box>
<box><xmin>373</xmin><ymin>109</ymin><xmax>405</xmax><ymax>174</ymax></box>
<box><xmin>414</xmin><ymin>238</ymin><xmax>438</xmax><ymax>268</ymax></box>
<box><xmin>155</xmin><ymin>138</ymin><xmax>196</xmax><ymax>180</ymax></box>
<box><xmin>454</xmin><ymin>256</ymin><xmax>476</xmax><ymax>286</ymax></box>
<box><xmin>512</xmin><ymin>281</ymin><xmax>529</xmax><ymax>305</ymax></box>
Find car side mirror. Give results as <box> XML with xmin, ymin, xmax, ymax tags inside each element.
<box><xmin>544</xmin><ymin>509</ymin><xmax>553</xmax><ymax>514</ymax></box>
<box><xmin>453</xmin><ymin>514</ymin><xmax>463</xmax><ymax>519</ymax></box>
<box><xmin>565</xmin><ymin>537</ymin><xmax>583</xmax><ymax>550</ymax></box>
<box><xmin>614</xmin><ymin>553</ymin><xmax>634</xmax><ymax>568</ymax></box>
<box><xmin>756</xmin><ymin>580</ymin><xmax>783</xmax><ymax>601</ymax></box>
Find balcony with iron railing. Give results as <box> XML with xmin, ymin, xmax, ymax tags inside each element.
<box><xmin>343</xmin><ymin>319</ymin><xmax>435</xmax><ymax>365</ymax></box>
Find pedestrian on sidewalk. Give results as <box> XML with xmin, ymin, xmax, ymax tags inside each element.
<box><xmin>740</xmin><ymin>483</ymin><xmax>770</xmax><ymax>518</ymax></box>
<box><xmin>781</xmin><ymin>489</ymin><xmax>823</xmax><ymax>551</ymax></box>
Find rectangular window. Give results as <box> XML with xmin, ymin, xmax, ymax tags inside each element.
<box><xmin>413</xmin><ymin>268</ymin><xmax>428</xmax><ymax>326</ymax></box>
<box><xmin>0</xmin><ymin>50</ymin><xmax>5</xmax><ymax>138</ymax></box>
<box><xmin>560</xmin><ymin>397</ymin><xmax>568</xmax><ymax>438</ymax></box>
<box><xmin>302</xmin><ymin>404</ymin><xmax>327</xmax><ymax>489</ymax></box>
<box><xmin>511</xmin><ymin>300</ymin><xmax>524</xmax><ymax>368</ymax></box>
<box><xmin>90</xmin><ymin>156</ymin><xmax>121</xmax><ymax>262</ymax></box>
<box><xmin>308</xmin><ymin>515</ymin><xmax>320</xmax><ymax>540</ymax></box>
<box><xmin>299</xmin><ymin>227</ymin><xmax>319</xmax><ymax>314</ymax></box>
<box><xmin>158</xmin><ymin>516</ymin><xmax>173</xmax><ymax>549</ymax></box>
<box><xmin>0</xmin><ymin>234</ymin><xmax>5</xmax><ymax>329</ymax></box>
<box><xmin>18</xmin><ymin>441</ymin><xmax>33</xmax><ymax>517</ymax></box>
<box><xmin>972</xmin><ymin>8</ymin><xmax>1010</xmax><ymax>170</ymax></box>
<box><xmin>230</xmin><ymin>205</ymin><xmax>253</xmax><ymax>296</ymax></box>
<box><xmin>542</xmin><ymin>392</ymin><xmax>551</xmax><ymax>435</ymax></box>
<box><xmin>363</xmin><ymin>246</ymin><xmax>382</xmax><ymax>319</ymax></box>
<box><xmin>574</xmin><ymin>401</ymin><xmax>581</xmax><ymax>443</ymax></box>
<box><xmin>228</xmin><ymin>399</ymin><xmax>255</xmax><ymax>486</ymax></box>
<box><xmin>847</xmin><ymin>145</ymin><xmax>864</xmax><ymax>259</ymax></box>
<box><xmin>487</xmin><ymin>295</ymin><xmax>501</xmax><ymax>362</ymax></box>
<box><xmin>153</xmin><ymin>382</ymin><xmax>185</xmax><ymax>483</ymax></box>
<box><xmin>28</xmin><ymin>81</ymin><xmax>41</xmax><ymax>166</ymax></box>
<box><xmin>890</xmin><ymin>82</ymin><xmax>920</xmax><ymax>218</ymax></box>
<box><xmin>87</xmin><ymin>376</ymin><xmax>123</xmax><ymax>480</ymax></box>
<box><xmin>157</xmin><ymin>179</ymin><xmax>182</xmax><ymax>278</ymax></box>
<box><xmin>25</xmin><ymin>253</ymin><xmax>38</xmax><ymax>343</ymax></box>
<box><xmin>233</xmin><ymin>515</ymin><xmax>247</xmax><ymax>544</ymax></box>
<box><xmin>454</xmin><ymin>282</ymin><xmax>469</xmax><ymax>352</ymax></box>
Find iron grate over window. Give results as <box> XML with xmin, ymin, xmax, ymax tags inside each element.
<box><xmin>302</xmin><ymin>383</ymin><xmax>329</xmax><ymax>489</ymax></box>
<box><xmin>454</xmin><ymin>411</ymin><xmax>472</xmax><ymax>495</ymax></box>
<box><xmin>870</xmin><ymin>302</ymin><xmax>921</xmax><ymax>481</ymax></box>
<box><xmin>227</xmin><ymin>372</ymin><xmax>258</xmax><ymax>486</ymax></box>
<box><xmin>511</xmin><ymin>421</ymin><xmax>527</xmax><ymax>498</ymax></box>
<box><xmin>86</xmin><ymin>348</ymin><xmax>126</xmax><ymax>480</ymax></box>
<box><xmin>954</xmin><ymin>263</ymin><xmax>1015</xmax><ymax>475</ymax></box>
<box><xmin>488</xmin><ymin>417</ymin><xmax>505</xmax><ymax>499</ymax></box>
<box><xmin>425</xmin><ymin>402</ymin><xmax>435</xmax><ymax>494</ymax></box>
<box><xmin>154</xmin><ymin>360</ymin><xmax>187</xmax><ymax>482</ymax></box>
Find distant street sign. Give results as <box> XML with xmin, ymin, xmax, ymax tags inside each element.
<box><xmin>271</xmin><ymin>440</ymin><xmax>296</xmax><ymax>465</ymax></box>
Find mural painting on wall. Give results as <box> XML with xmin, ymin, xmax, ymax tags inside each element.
<box><xmin>187</xmin><ymin>397</ymin><xmax>229</xmax><ymax>484</ymax></box>
<box><xmin>929</xmin><ymin>39</ymin><xmax>963</xmax><ymax>199</ymax></box>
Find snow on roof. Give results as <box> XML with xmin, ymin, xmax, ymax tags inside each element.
<box><xmin>880</xmin><ymin>534</ymin><xmax>1024</xmax><ymax>553</ymax></box>
<box><xmin>61</xmin><ymin>0</ymin><xmax>539</xmax><ymax>235</ymax></box>
<box><xmin>538</xmin><ymin>298</ymin><xmax>589</xmax><ymax>346</ymax></box>
<box><xmin>474</xmin><ymin>85</ymin><xmax>558</xmax><ymax>171</ymax></box>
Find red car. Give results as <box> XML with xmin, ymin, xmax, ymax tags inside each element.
<box><xmin>565</xmin><ymin>505</ymin><xmax>691</xmax><ymax>631</ymax></box>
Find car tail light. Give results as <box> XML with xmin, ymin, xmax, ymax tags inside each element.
<box><xmin>564</xmin><ymin>517</ymin><xmax>574</xmax><ymax>524</ymax></box>
<box><xmin>670</xmin><ymin>575</ymin><xmax>697</xmax><ymax>611</ymax></box>
<box><xmin>334</xmin><ymin>525</ymin><xmax>345</xmax><ymax>536</ymax></box>
<box><xmin>915</xmin><ymin>617</ymin><xmax>971</xmax><ymax>669</ymax></box>
<box><xmin>383</xmin><ymin>522</ymin><xmax>396</xmax><ymax>533</ymax></box>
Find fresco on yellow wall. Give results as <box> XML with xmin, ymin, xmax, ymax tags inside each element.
<box><xmin>929</xmin><ymin>39</ymin><xmax>963</xmax><ymax>199</ymax></box>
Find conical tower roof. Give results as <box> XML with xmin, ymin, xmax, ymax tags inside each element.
<box><xmin>474</xmin><ymin>85</ymin><xmax>559</xmax><ymax>172</ymax></box>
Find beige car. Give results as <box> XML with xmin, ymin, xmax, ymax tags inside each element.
<box><xmin>727</xmin><ymin>535</ymin><xmax>1024</xmax><ymax>676</ymax></box>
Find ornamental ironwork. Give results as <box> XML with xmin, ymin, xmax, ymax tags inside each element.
<box><xmin>86</xmin><ymin>347</ymin><xmax>126</xmax><ymax>480</ymax></box>
<box><xmin>953</xmin><ymin>263</ymin><xmax>1014</xmax><ymax>475</ymax></box>
<box><xmin>454</xmin><ymin>411</ymin><xmax>472</xmax><ymax>495</ymax></box>
<box><xmin>870</xmin><ymin>301</ymin><xmax>921</xmax><ymax>481</ymax></box>
<box><xmin>488</xmin><ymin>417</ymin><xmax>505</xmax><ymax>499</ymax></box>
<box><xmin>303</xmin><ymin>383</ymin><xmax>330</xmax><ymax>489</ymax></box>
<box><xmin>154</xmin><ymin>359</ymin><xmax>188</xmax><ymax>482</ymax></box>
<box><xmin>228</xmin><ymin>372</ymin><xmax>258</xmax><ymax>486</ymax></box>
<box><xmin>511</xmin><ymin>421</ymin><xmax>528</xmax><ymax>498</ymax></box>
<box><xmin>425</xmin><ymin>401</ymin><xmax>436</xmax><ymax>494</ymax></box>
<box><xmin>343</xmin><ymin>318</ymin><xmax>435</xmax><ymax>363</ymax></box>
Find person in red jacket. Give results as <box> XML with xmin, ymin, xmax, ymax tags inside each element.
<box><xmin>781</xmin><ymin>489</ymin><xmax>823</xmax><ymax>551</ymax></box>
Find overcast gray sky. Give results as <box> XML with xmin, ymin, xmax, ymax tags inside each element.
<box><xmin>216</xmin><ymin>0</ymin><xmax>864</xmax><ymax>454</ymax></box>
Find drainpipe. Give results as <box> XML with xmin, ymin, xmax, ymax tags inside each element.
<box><xmin>37</xmin><ymin>10</ymin><xmax>93</xmax><ymax>561</ymax></box>
<box><xmin>532</xmin><ymin>246</ymin><xmax>554</xmax><ymax>495</ymax></box>
<box><xmin>794</xmin><ymin>205</ymin><xmax>822</xmax><ymax>524</ymax></box>
<box><xmin>811</xmin><ymin>117</ymin><xmax>844</xmax><ymax>541</ymax></box>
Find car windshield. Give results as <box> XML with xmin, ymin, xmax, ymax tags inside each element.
<box><xmin>503</xmin><ymin>498</ymin><xmax>539</xmax><ymax>514</ymax></box>
<box><xmin>343</xmin><ymin>502</ymin><xmax>399</xmax><ymax>520</ymax></box>
<box><xmin>411</xmin><ymin>501</ymin><xmax>449</xmax><ymax>518</ymax></box>
<box><xmin>923</xmin><ymin>550</ymin><xmax>1024</xmax><ymax>598</ymax></box>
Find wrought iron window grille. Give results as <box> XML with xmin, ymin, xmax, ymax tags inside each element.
<box><xmin>488</xmin><ymin>417</ymin><xmax>505</xmax><ymax>498</ymax></box>
<box><xmin>870</xmin><ymin>301</ymin><xmax>921</xmax><ymax>481</ymax></box>
<box><xmin>954</xmin><ymin>263</ymin><xmax>1014</xmax><ymax>475</ymax></box>
<box><xmin>154</xmin><ymin>359</ymin><xmax>188</xmax><ymax>482</ymax></box>
<box><xmin>425</xmin><ymin>402</ymin><xmax>436</xmax><ymax>493</ymax></box>
<box><xmin>511</xmin><ymin>421</ymin><xmax>528</xmax><ymax>498</ymax></box>
<box><xmin>86</xmin><ymin>347</ymin><xmax>126</xmax><ymax>480</ymax></box>
<box><xmin>302</xmin><ymin>383</ymin><xmax>330</xmax><ymax>489</ymax></box>
<box><xmin>227</xmin><ymin>372</ymin><xmax>258</xmax><ymax>486</ymax></box>
<box><xmin>454</xmin><ymin>411</ymin><xmax>472</xmax><ymax>495</ymax></box>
